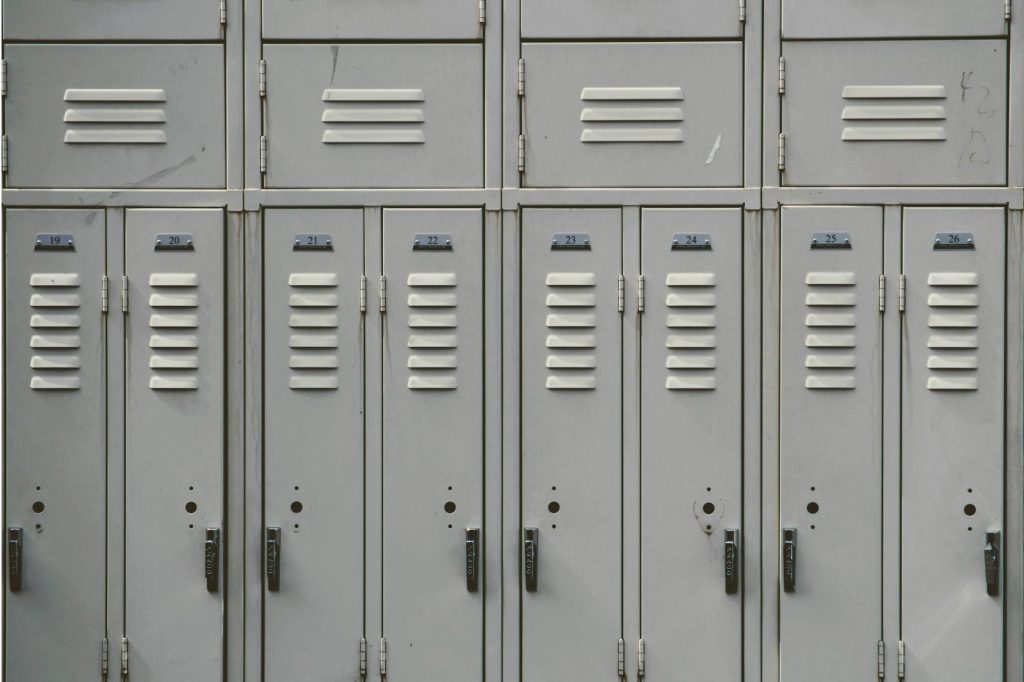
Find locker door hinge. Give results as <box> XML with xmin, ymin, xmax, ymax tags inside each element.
<box><xmin>617</xmin><ymin>274</ymin><xmax>625</xmax><ymax>313</ymax></box>
<box><xmin>637</xmin><ymin>639</ymin><xmax>646</xmax><ymax>677</ymax></box>
<box><xmin>777</xmin><ymin>133</ymin><xmax>786</xmax><ymax>172</ymax></box>
<box><xmin>478</xmin><ymin>0</ymin><xmax>486</xmax><ymax>23</ymax></box>
<box><xmin>101</xmin><ymin>637</ymin><xmax>109</xmax><ymax>678</ymax></box>
<box><xmin>739</xmin><ymin>0</ymin><xmax>746</xmax><ymax>22</ymax></box>
<box><xmin>778</xmin><ymin>56</ymin><xmax>786</xmax><ymax>95</ymax></box>
<box><xmin>379</xmin><ymin>637</ymin><xmax>387</xmax><ymax>677</ymax></box>
<box><xmin>2</xmin><ymin>135</ymin><xmax>9</xmax><ymax>174</ymax></box>
<box><xmin>517</xmin><ymin>134</ymin><xmax>526</xmax><ymax>172</ymax></box>
<box><xmin>358</xmin><ymin>638</ymin><xmax>367</xmax><ymax>678</ymax></box>
<box><xmin>517</xmin><ymin>58</ymin><xmax>526</xmax><ymax>96</ymax></box>
<box><xmin>359</xmin><ymin>275</ymin><xmax>367</xmax><ymax>313</ymax></box>
<box><xmin>219</xmin><ymin>0</ymin><xmax>227</xmax><ymax>24</ymax></box>
<box><xmin>1</xmin><ymin>59</ymin><xmax>7</xmax><ymax>97</ymax></box>
<box><xmin>101</xmin><ymin>275</ymin><xmax>110</xmax><ymax>313</ymax></box>
<box><xmin>637</xmin><ymin>275</ymin><xmax>645</xmax><ymax>313</ymax></box>
<box><xmin>379</xmin><ymin>275</ymin><xmax>387</xmax><ymax>313</ymax></box>
<box><xmin>877</xmin><ymin>640</ymin><xmax>885</xmax><ymax>679</ymax></box>
<box><xmin>898</xmin><ymin>274</ymin><xmax>906</xmax><ymax>312</ymax></box>
<box><xmin>120</xmin><ymin>276</ymin><xmax>129</xmax><ymax>313</ymax></box>
<box><xmin>120</xmin><ymin>637</ymin><xmax>129</xmax><ymax>677</ymax></box>
<box><xmin>260</xmin><ymin>135</ymin><xmax>268</xmax><ymax>174</ymax></box>
<box><xmin>1006</xmin><ymin>0</ymin><xmax>1012</xmax><ymax>20</ymax></box>
<box><xmin>878</xmin><ymin>274</ymin><xmax>886</xmax><ymax>313</ymax></box>
<box><xmin>897</xmin><ymin>641</ymin><xmax>906</xmax><ymax>679</ymax></box>
<box><xmin>617</xmin><ymin>638</ymin><xmax>626</xmax><ymax>678</ymax></box>
<box><xmin>258</xmin><ymin>59</ymin><xmax>267</xmax><ymax>97</ymax></box>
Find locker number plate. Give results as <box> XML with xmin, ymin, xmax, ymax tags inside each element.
<box><xmin>413</xmin><ymin>233</ymin><xmax>454</xmax><ymax>251</ymax></box>
<box><xmin>551</xmin><ymin>233</ymin><xmax>591</xmax><ymax>250</ymax></box>
<box><xmin>154</xmin><ymin>234</ymin><xmax>194</xmax><ymax>251</ymax></box>
<box><xmin>294</xmin><ymin>233</ymin><xmax>334</xmax><ymax>251</ymax></box>
<box><xmin>34</xmin><ymin>234</ymin><xmax>75</xmax><ymax>251</ymax></box>
<box><xmin>934</xmin><ymin>232</ymin><xmax>975</xmax><ymax>250</ymax></box>
<box><xmin>672</xmin><ymin>233</ymin><xmax>712</xmax><ymax>251</ymax></box>
<box><xmin>810</xmin><ymin>232</ymin><xmax>851</xmax><ymax>249</ymax></box>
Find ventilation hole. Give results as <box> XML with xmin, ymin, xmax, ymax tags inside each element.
<box><xmin>548</xmin><ymin>501</ymin><xmax>560</xmax><ymax>514</ymax></box>
<box><xmin>444</xmin><ymin>501</ymin><xmax>456</xmax><ymax>514</ymax></box>
<box><xmin>964</xmin><ymin>504</ymin><xmax>977</xmax><ymax>516</ymax></box>
<box><xmin>185</xmin><ymin>501</ymin><xmax>198</xmax><ymax>514</ymax></box>
<box><xmin>31</xmin><ymin>501</ymin><xmax>44</xmax><ymax>514</ymax></box>
<box><xmin>291</xmin><ymin>501</ymin><xmax>303</xmax><ymax>514</ymax></box>
<box><xmin>702</xmin><ymin>502</ymin><xmax>715</xmax><ymax>515</ymax></box>
<box><xmin>807</xmin><ymin>502</ymin><xmax>820</xmax><ymax>514</ymax></box>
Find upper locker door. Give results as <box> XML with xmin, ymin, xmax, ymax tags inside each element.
<box><xmin>521</xmin><ymin>209</ymin><xmax>622</xmax><ymax>681</ymax></box>
<box><xmin>782</xmin><ymin>40</ymin><xmax>1007</xmax><ymax>187</ymax></box>
<box><xmin>779</xmin><ymin>207</ymin><xmax>884</xmax><ymax>682</ymax></box>
<box><xmin>381</xmin><ymin>209</ymin><xmax>484</xmax><ymax>680</ymax></box>
<box><xmin>263</xmin><ymin>210</ymin><xmax>366</xmax><ymax>681</ymax></box>
<box><xmin>783</xmin><ymin>0</ymin><xmax>1006</xmax><ymax>38</ymax></box>
<box><xmin>124</xmin><ymin>209</ymin><xmax>225</xmax><ymax>682</ymax></box>
<box><xmin>521</xmin><ymin>0</ymin><xmax>742</xmax><ymax>38</ymax></box>
<box><xmin>4</xmin><ymin>210</ymin><xmax>107</xmax><ymax>681</ymax></box>
<box><xmin>263</xmin><ymin>0</ymin><xmax>483</xmax><ymax>38</ymax></box>
<box><xmin>521</xmin><ymin>43</ymin><xmax>742</xmax><ymax>188</ymax></box>
<box><xmin>639</xmin><ymin>209</ymin><xmax>743</xmax><ymax>680</ymax></box>
<box><xmin>263</xmin><ymin>45</ymin><xmax>483</xmax><ymax>189</ymax></box>
<box><xmin>901</xmin><ymin>208</ymin><xmax>1004</xmax><ymax>681</ymax></box>
<box><xmin>5</xmin><ymin>0</ymin><xmax>224</xmax><ymax>40</ymax></box>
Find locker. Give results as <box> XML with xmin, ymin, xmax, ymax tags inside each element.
<box><xmin>521</xmin><ymin>0</ymin><xmax>743</xmax><ymax>39</ymax></box>
<box><xmin>263</xmin><ymin>45</ymin><xmax>483</xmax><ymax>189</ymax></box>
<box><xmin>4</xmin><ymin>209</ymin><xmax>107</xmax><ymax>681</ymax></box>
<box><xmin>639</xmin><ymin>209</ymin><xmax>743</xmax><ymax>679</ymax></box>
<box><xmin>4</xmin><ymin>0</ymin><xmax>223</xmax><ymax>40</ymax></box>
<box><xmin>783</xmin><ymin>0</ymin><xmax>1006</xmax><ymax>38</ymax></box>
<box><xmin>781</xmin><ymin>40</ymin><xmax>1007</xmax><ymax>187</ymax></box>
<box><xmin>124</xmin><ymin>209</ymin><xmax>225</xmax><ymax>681</ymax></box>
<box><xmin>900</xmin><ymin>208</ymin><xmax>1004</xmax><ymax>680</ymax></box>
<box><xmin>381</xmin><ymin>209</ymin><xmax>484</xmax><ymax>680</ymax></box>
<box><xmin>3</xmin><ymin>45</ymin><xmax>225</xmax><ymax>189</ymax></box>
<box><xmin>263</xmin><ymin>210</ymin><xmax>366</xmax><ymax>681</ymax></box>
<box><xmin>520</xmin><ymin>208</ymin><xmax>623</xmax><ymax>680</ymax></box>
<box><xmin>779</xmin><ymin>207</ymin><xmax>884</xmax><ymax>682</ymax></box>
<box><xmin>262</xmin><ymin>0</ymin><xmax>482</xmax><ymax>40</ymax></box>
<box><xmin>521</xmin><ymin>43</ymin><xmax>743</xmax><ymax>188</ymax></box>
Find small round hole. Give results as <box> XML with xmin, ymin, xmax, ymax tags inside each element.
<box><xmin>291</xmin><ymin>501</ymin><xmax>303</xmax><ymax>514</ymax></box>
<box><xmin>444</xmin><ymin>501</ymin><xmax>457</xmax><ymax>514</ymax></box>
<box><xmin>189</xmin><ymin>524</ymin><xmax>194</xmax><ymax>529</ymax></box>
<box><xmin>448</xmin><ymin>486</ymin><xmax>453</xmax><ymax>491</ymax></box>
<box><xmin>185</xmin><ymin>501</ymin><xmax>198</xmax><ymax>514</ymax></box>
<box><xmin>706</xmin><ymin>525</ymin><xmax>712</xmax><ymax>530</ymax></box>
<box><xmin>964</xmin><ymin>503</ymin><xmax>977</xmax><ymax>516</ymax></box>
<box><xmin>448</xmin><ymin>524</ymin><xmax>453</xmax><ymax>529</ymax></box>
<box><xmin>294</xmin><ymin>485</ymin><xmax>300</xmax><ymax>491</ymax></box>
<box><xmin>188</xmin><ymin>486</ymin><xmax>194</xmax><ymax>491</ymax></box>
<box><xmin>702</xmin><ymin>502</ymin><xmax>715</xmax><ymax>515</ymax></box>
<box><xmin>35</xmin><ymin>486</ymin><xmax>41</xmax><ymax>491</ymax></box>
<box><xmin>807</xmin><ymin>502</ymin><xmax>820</xmax><ymax>514</ymax></box>
<box><xmin>31</xmin><ymin>501</ymin><xmax>45</xmax><ymax>514</ymax></box>
<box><xmin>968</xmin><ymin>526</ymin><xmax>973</xmax><ymax>532</ymax></box>
<box><xmin>34</xmin><ymin>524</ymin><xmax>42</xmax><ymax>531</ymax></box>
<box><xmin>967</xmin><ymin>488</ymin><xmax>973</xmax><ymax>493</ymax></box>
<box><xmin>548</xmin><ymin>501</ymin><xmax>560</xmax><ymax>514</ymax></box>
<box><xmin>294</xmin><ymin>524</ymin><xmax>300</xmax><ymax>529</ymax></box>
<box><xmin>810</xmin><ymin>524</ymin><xmax>816</xmax><ymax>530</ymax></box>
<box><xmin>810</xmin><ymin>486</ymin><xmax>816</xmax><ymax>491</ymax></box>
<box><xmin>551</xmin><ymin>524</ymin><xmax>557</xmax><ymax>529</ymax></box>
<box><xmin>552</xmin><ymin>486</ymin><xmax>557</xmax><ymax>491</ymax></box>
<box><xmin>706</xmin><ymin>487</ymin><xmax>712</xmax><ymax>492</ymax></box>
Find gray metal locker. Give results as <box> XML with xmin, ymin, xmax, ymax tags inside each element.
<box><xmin>4</xmin><ymin>209</ymin><xmax>108</xmax><ymax>681</ymax></box>
<box><xmin>4</xmin><ymin>0</ymin><xmax>224</xmax><ymax>40</ymax></box>
<box><xmin>381</xmin><ymin>209</ymin><xmax>484</xmax><ymax>680</ymax></box>
<box><xmin>3</xmin><ymin>45</ymin><xmax>226</xmax><ymax>189</ymax></box>
<box><xmin>521</xmin><ymin>0</ymin><xmax>743</xmax><ymax>38</ymax></box>
<box><xmin>781</xmin><ymin>40</ymin><xmax>1007</xmax><ymax>187</ymax></box>
<box><xmin>520</xmin><ymin>208</ymin><xmax>623</xmax><ymax>681</ymax></box>
<box><xmin>262</xmin><ymin>0</ymin><xmax>483</xmax><ymax>39</ymax></box>
<box><xmin>520</xmin><ymin>43</ymin><xmax>743</xmax><ymax>188</ymax></box>
<box><xmin>124</xmin><ymin>209</ymin><xmax>225</xmax><ymax>681</ymax></box>
<box><xmin>263</xmin><ymin>210</ymin><xmax>366</xmax><ymax>681</ymax></box>
<box><xmin>783</xmin><ymin>0</ymin><xmax>1006</xmax><ymax>38</ymax></box>
<box><xmin>263</xmin><ymin>45</ymin><xmax>483</xmax><ymax>189</ymax></box>
<box><xmin>900</xmin><ymin>207</ymin><xmax>1005</xmax><ymax>680</ymax></box>
<box><xmin>639</xmin><ymin>208</ymin><xmax>743</xmax><ymax>680</ymax></box>
<box><xmin>779</xmin><ymin>207</ymin><xmax>884</xmax><ymax>682</ymax></box>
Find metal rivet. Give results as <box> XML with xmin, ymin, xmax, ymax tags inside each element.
<box><xmin>672</xmin><ymin>239</ymin><xmax>679</xmax><ymax>245</ymax></box>
<box><xmin>812</xmin><ymin>238</ymin><xmax>818</xmax><ymax>244</ymax></box>
<box><xmin>414</xmin><ymin>239</ymin><xmax>420</xmax><ymax>245</ymax></box>
<box><xmin>445</xmin><ymin>240</ymin><xmax>451</xmax><ymax>246</ymax></box>
<box><xmin>844</xmin><ymin>238</ymin><xmax>850</xmax><ymax>244</ymax></box>
<box><xmin>325</xmin><ymin>239</ymin><xmax>332</xmax><ymax>246</ymax></box>
<box><xmin>156</xmin><ymin>240</ymin><xmax>162</xmax><ymax>246</ymax></box>
<box><xmin>552</xmin><ymin>239</ymin><xmax>558</xmax><ymax>245</ymax></box>
<box><xmin>584</xmin><ymin>239</ymin><xmax>590</xmax><ymax>245</ymax></box>
<box><xmin>935</xmin><ymin>238</ymin><xmax>942</xmax><ymax>244</ymax></box>
<box><xmin>704</xmin><ymin>239</ymin><xmax>711</xmax><ymax>245</ymax></box>
<box><xmin>186</xmin><ymin>240</ymin><xmax>193</xmax><ymax>247</ymax></box>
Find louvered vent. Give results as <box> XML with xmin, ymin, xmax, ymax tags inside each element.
<box><xmin>664</xmin><ymin>272</ymin><xmax>717</xmax><ymax>390</ymax></box>
<box><xmin>28</xmin><ymin>273</ymin><xmax>82</xmax><ymax>390</ymax></box>
<box><xmin>544</xmin><ymin>272</ymin><xmax>597</xmax><ymax>390</ymax></box>
<box><xmin>63</xmin><ymin>89</ymin><xmax>168</xmax><ymax>145</ymax></box>
<box><xmin>287</xmin><ymin>273</ymin><xmax>340</xmax><ymax>390</ymax></box>
<box><xmin>926</xmin><ymin>272</ymin><xmax>980</xmax><ymax>391</ymax></box>
<box><xmin>148</xmin><ymin>273</ymin><xmax>200</xmax><ymax>390</ymax></box>
<box><xmin>406</xmin><ymin>272</ymin><xmax>458</xmax><ymax>390</ymax></box>
<box><xmin>840</xmin><ymin>85</ymin><xmax>946</xmax><ymax>142</ymax></box>
<box><xmin>579</xmin><ymin>87</ymin><xmax>683</xmax><ymax>143</ymax></box>
<box><xmin>803</xmin><ymin>272</ymin><xmax>857</xmax><ymax>390</ymax></box>
<box><xmin>321</xmin><ymin>89</ymin><xmax>426</xmax><ymax>144</ymax></box>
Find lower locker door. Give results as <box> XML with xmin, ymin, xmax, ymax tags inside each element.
<box><xmin>901</xmin><ymin>208</ymin><xmax>1004</xmax><ymax>681</ymax></box>
<box><xmin>779</xmin><ymin>207</ymin><xmax>883</xmax><ymax>681</ymax></box>
<box><xmin>263</xmin><ymin>210</ymin><xmax>366</xmax><ymax>680</ymax></box>
<box><xmin>124</xmin><ymin>209</ymin><xmax>225</xmax><ymax>681</ymax></box>
<box><xmin>381</xmin><ymin>209</ymin><xmax>484</xmax><ymax>679</ymax></box>
<box><xmin>639</xmin><ymin>209</ymin><xmax>743</xmax><ymax>679</ymax></box>
<box><xmin>520</xmin><ymin>208</ymin><xmax>623</xmax><ymax>680</ymax></box>
<box><xmin>4</xmin><ymin>209</ymin><xmax>108</xmax><ymax>681</ymax></box>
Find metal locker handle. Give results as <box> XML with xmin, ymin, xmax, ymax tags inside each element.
<box><xmin>782</xmin><ymin>528</ymin><xmax>797</xmax><ymax>593</ymax></box>
<box><xmin>266</xmin><ymin>527</ymin><xmax>282</xmax><ymax>592</ymax></box>
<box><xmin>465</xmin><ymin>528</ymin><xmax>480</xmax><ymax>592</ymax></box>
<box><xmin>984</xmin><ymin>531</ymin><xmax>1000</xmax><ymax>596</ymax></box>
<box><xmin>724</xmin><ymin>529</ymin><xmax>740</xmax><ymax>594</ymax></box>
<box><xmin>8</xmin><ymin>528</ymin><xmax>23</xmax><ymax>593</ymax></box>
<box><xmin>523</xmin><ymin>527</ymin><xmax>539</xmax><ymax>592</ymax></box>
<box><xmin>205</xmin><ymin>528</ymin><xmax>221</xmax><ymax>593</ymax></box>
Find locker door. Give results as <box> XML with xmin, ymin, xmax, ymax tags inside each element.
<box><xmin>521</xmin><ymin>0</ymin><xmax>742</xmax><ymax>38</ymax></box>
<box><xmin>124</xmin><ymin>209</ymin><xmax>225</xmax><ymax>681</ymax></box>
<box><xmin>5</xmin><ymin>0</ymin><xmax>223</xmax><ymax>40</ymax></box>
<box><xmin>901</xmin><ymin>208</ymin><xmax>1004</xmax><ymax>681</ymax></box>
<box><xmin>4</xmin><ymin>209</ymin><xmax>107</xmax><ymax>681</ymax></box>
<box><xmin>783</xmin><ymin>0</ymin><xmax>1005</xmax><ymax>38</ymax></box>
<box><xmin>779</xmin><ymin>207</ymin><xmax>883</xmax><ymax>682</ymax></box>
<box><xmin>639</xmin><ymin>209</ymin><xmax>743</xmax><ymax>679</ymax></box>
<box><xmin>381</xmin><ymin>209</ymin><xmax>484</xmax><ymax>680</ymax></box>
<box><xmin>263</xmin><ymin>210</ymin><xmax>366</xmax><ymax>681</ymax></box>
<box><xmin>521</xmin><ymin>208</ymin><xmax>622</xmax><ymax>681</ymax></box>
<box><xmin>262</xmin><ymin>0</ymin><xmax>482</xmax><ymax>39</ymax></box>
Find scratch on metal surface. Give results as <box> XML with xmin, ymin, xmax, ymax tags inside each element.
<box><xmin>705</xmin><ymin>134</ymin><xmax>722</xmax><ymax>165</ymax></box>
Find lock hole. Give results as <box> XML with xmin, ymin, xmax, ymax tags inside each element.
<box><xmin>291</xmin><ymin>501</ymin><xmax>303</xmax><ymax>514</ymax></box>
<box><xmin>185</xmin><ymin>501</ymin><xmax>198</xmax><ymax>514</ymax></box>
<box><xmin>548</xmin><ymin>501</ymin><xmax>560</xmax><ymax>514</ymax></box>
<box><xmin>702</xmin><ymin>502</ymin><xmax>716</xmax><ymax>515</ymax></box>
<box><xmin>32</xmin><ymin>501</ymin><xmax>45</xmax><ymax>514</ymax></box>
<box><xmin>807</xmin><ymin>502</ymin><xmax>819</xmax><ymax>514</ymax></box>
<box><xmin>964</xmin><ymin>503</ymin><xmax>977</xmax><ymax>516</ymax></box>
<box><xmin>444</xmin><ymin>501</ymin><xmax>457</xmax><ymax>514</ymax></box>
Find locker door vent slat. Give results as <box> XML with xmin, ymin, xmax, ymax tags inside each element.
<box><xmin>804</xmin><ymin>271</ymin><xmax>857</xmax><ymax>389</ymax></box>
<box><xmin>286</xmin><ymin>272</ymin><xmax>339</xmax><ymax>390</ymax></box>
<box><xmin>407</xmin><ymin>272</ymin><xmax>458</xmax><ymax>390</ymax></box>
<box><xmin>840</xmin><ymin>84</ymin><xmax>947</xmax><ymax>142</ymax></box>
<box><xmin>62</xmin><ymin>88</ymin><xmax>168</xmax><ymax>145</ymax></box>
<box><xmin>579</xmin><ymin>87</ymin><xmax>684</xmax><ymax>144</ymax></box>
<box><xmin>28</xmin><ymin>272</ymin><xmax>82</xmax><ymax>390</ymax></box>
<box><xmin>926</xmin><ymin>270</ymin><xmax>980</xmax><ymax>391</ymax></box>
<box><xmin>545</xmin><ymin>271</ymin><xmax>597</xmax><ymax>390</ymax></box>
<box><xmin>148</xmin><ymin>272</ymin><xmax>200</xmax><ymax>390</ymax></box>
<box><xmin>664</xmin><ymin>272</ymin><xmax>717</xmax><ymax>390</ymax></box>
<box><xmin>321</xmin><ymin>88</ymin><xmax>426</xmax><ymax>145</ymax></box>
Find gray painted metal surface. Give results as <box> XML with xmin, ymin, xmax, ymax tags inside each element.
<box><xmin>782</xmin><ymin>0</ymin><xmax>1007</xmax><ymax>38</ymax></box>
<box><xmin>4</xmin><ymin>0</ymin><xmax>225</xmax><ymax>40</ymax></box>
<box><xmin>521</xmin><ymin>0</ymin><xmax>743</xmax><ymax>38</ymax></box>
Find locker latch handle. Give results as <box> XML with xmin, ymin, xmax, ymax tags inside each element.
<box><xmin>984</xmin><ymin>531</ymin><xmax>1000</xmax><ymax>596</ymax></box>
<box><xmin>782</xmin><ymin>528</ymin><xmax>797</xmax><ymax>593</ymax></box>
<box><xmin>465</xmin><ymin>528</ymin><xmax>480</xmax><ymax>592</ymax></box>
<box><xmin>523</xmin><ymin>527</ymin><xmax>539</xmax><ymax>592</ymax></box>
<box><xmin>266</xmin><ymin>527</ymin><xmax>282</xmax><ymax>592</ymax></box>
<box><xmin>724</xmin><ymin>529</ymin><xmax>740</xmax><ymax>594</ymax></box>
<box><xmin>8</xmin><ymin>528</ymin><xmax>23</xmax><ymax>593</ymax></box>
<box><xmin>205</xmin><ymin>528</ymin><xmax>221</xmax><ymax>593</ymax></box>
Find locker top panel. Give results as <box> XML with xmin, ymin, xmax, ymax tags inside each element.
<box><xmin>4</xmin><ymin>0</ymin><xmax>225</xmax><ymax>40</ymax></box>
<box><xmin>521</xmin><ymin>0</ymin><xmax>744</xmax><ymax>39</ymax></box>
<box><xmin>783</xmin><ymin>0</ymin><xmax>1007</xmax><ymax>39</ymax></box>
<box><xmin>262</xmin><ymin>0</ymin><xmax>485</xmax><ymax>39</ymax></box>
